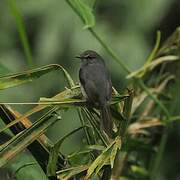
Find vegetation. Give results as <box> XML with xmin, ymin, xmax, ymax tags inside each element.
<box><xmin>0</xmin><ymin>0</ymin><xmax>179</xmax><ymax>179</ymax></box>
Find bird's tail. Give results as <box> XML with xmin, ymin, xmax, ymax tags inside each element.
<box><xmin>100</xmin><ymin>105</ymin><xmax>113</xmax><ymax>137</ymax></box>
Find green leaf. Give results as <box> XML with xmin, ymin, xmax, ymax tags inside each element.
<box><xmin>145</xmin><ymin>31</ymin><xmax>161</xmax><ymax>65</ymax></box>
<box><xmin>126</xmin><ymin>31</ymin><xmax>161</xmax><ymax>78</ymax></box>
<box><xmin>128</xmin><ymin>118</ymin><xmax>163</xmax><ymax>135</ymax></box>
<box><xmin>86</xmin><ymin>136</ymin><xmax>121</xmax><ymax>178</ymax></box>
<box><xmin>137</xmin><ymin>79</ymin><xmax>170</xmax><ymax>121</ymax></box>
<box><xmin>127</xmin><ymin>55</ymin><xmax>179</xmax><ymax>79</ymax></box>
<box><xmin>131</xmin><ymin>165</ymin><xmax>149</xmax><ymax>177</ymax></box>
<box><xmin>82</xmin><ymin>108</ymin><xmax>108</xmax><ymax>147</ymax></box>
<box><xmin>0</xmin><ymin>124</ymin><xmax>48</xmax><ymax>180</ymax></box>
<box><xmin>110</xmin><ymin>136</ymin><xmax>121</xmax><ymax>168</ymax></box>
<box><xmin>0</xmin><ymin>106</ymin><xmax>59</xmax><ymax>167</ymax></box>
<box><xmin>118</xmin><ymin>89</ymin><xmax>134</xmax><ymax>136</ymax></box>
<box><xmin>66</xmin><ymin>0</ymin><xmax>95</xmax><ymax>29</ymax></box>
<box><xmin>123</xmin><ymin>89</ymin><xmax>133</xmax><ymax>119</ymax></box>
<box><xmin>47</xmin><ymin>126</ymin><xmax>85</xmax><ymax>176</ymax></box>
<box><xmin>68</xmin><ymin>145</ymin><xmax>105</xmax><ymax>166</ymax></box>
<box><xmin>0</xmin><ymin>64</ymin><xmax>74</xmax><ymax>90</ymax></box>
<box><xmin>57</xmin><ymin>165</ymin><xmax>89</xmax><ymax>179</ymax></box>
<box><xmin>0</xmin><ymin>86</ymin><xmax>82</xmax><ymax>134</ymax></box>
<box><xmin>8</xmin><ymin>0</ymin><xmax>33</xmax><ymax>67</ymax></box>
<box><xmin>158</xmin><ymin>26</ymin><xmax>180</xmax><ymax>56</ymax></box>
<box><xmin>0</xmin><ymin>85</ymin><xmax>126</xmax><ymax>134</ymax></box>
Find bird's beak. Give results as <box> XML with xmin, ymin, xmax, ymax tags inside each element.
<box><xmin>75</xmin><ymin>56</ymin><xmax>82</xmax><ymax>59</ymax></box>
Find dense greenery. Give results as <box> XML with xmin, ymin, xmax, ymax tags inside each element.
<box><xmin>0</xmin><ymin>0</ymin><xmax>180</xmax><ymax>179</ymax></box>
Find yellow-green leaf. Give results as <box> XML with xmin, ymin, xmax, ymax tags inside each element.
<box><xmin>127</xmin><ymin>55</ymin><xmax>179</xmax><ymax>79</ymax></box>
<box><xmin>110</xmin><ymin>136</ymin><xmax>121</xmax><ymax>168</ymax></box>
<box><xmin>86</xmin><ymin>136</ymin><xmax>121</xmax><ymax>178</ymax></box>
<box><xmin>0</xmin><ymin>64</ymin><xmax>74</xmax><ymax>90</ymax></box>
<box><xmin>57</xmin><ymin>165</ymin><xmax>89</xmax><ymax>180</ymax></box>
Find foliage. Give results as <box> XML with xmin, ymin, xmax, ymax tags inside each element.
<box><xmin>0</xmin><ymin>0</ymin><xmax>180</xmax><ymax>180</ymax></box>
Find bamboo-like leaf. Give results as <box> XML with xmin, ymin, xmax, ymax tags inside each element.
<box><xmin>57</xmin><ymin>165</ymin><xmax>89</xmax><ymax>180</ymax></box>
<box><xmin>0</xmin><ymin>104</ymin><xmax>61</xmax><ymax>154</ymax></box>
<box><xmin>86</xmin><ymin>145</ymin><xmax>105</xmax><ymax>151</ymax></box>
<box><xmin>127</xmin><ymin>55</ymin><xmax>179</xmax><ymax>79</ymax></box>
<box><xmin>0</xmin><ymin>64</ymin><xmax>74</xmax><ymax>90</ymax></box>
<box><xmin>47</xmin><ymin>126</ymin><xmax>85</xmax><ymax>176</ymax></box>
<box><xmin>123</xmin><ymin>89</ymin><xmax>134</xmax><ymax>119</ymax></box>
<box><xmin>87</xmin><ymin>150</ymin><xmax>110</xmax><ymax>177</ymax></box>
<box><xmin>67</xmin><ymin>144</ymin><xmax>105</xmax><ymax>162</ymax></box>
<box><xmin>126</xmin><ymin>31</ymin><xmax>161</xmax><ymax>79</ymax></box>
<box><xmin>0</xmin><ymin>86</ymin><xmax>82</xmax><ymax>133</ymax></box>
<box><xmin>128</xmin><ymin>118</ymin><xmax>163</xmax><ymax>135</ymax></box>
<box><xmin>0</xmin><ymin>104</ymin><xmax>46</xmax><ymax>134</ymax></box>
<box><xmin>8</xmin><ymin>0</ymin><xmax>33</xmax><ymax>66</ymax></box>
<box><xmin>83</xmin><ymin>108</ymin><xmax>109</xmax><ymax>147</ymax></box>
<box><xmin>158</xmin><ymin>26</ymin><xmax>180</xmax><ymax>56</ymax></box>
<box><xmin>86</xmin><ymin>136</ymin><xmax>121</xmax><ymax>178</ymax></box>
<box><xmin>110</xmin><ymin>136</ymin><xmax>121</xmax><ymax>168</ymax></box>
<box><xmin>0</xmin><ymin>85</ymin><xmax>126</xmax><ymax>135</ymax></box>
<box><xmin>132</xmin><ymin>91</ymin><xmax>152</xmax><ymax>114</ymax></box>
<box><xmin>144</xmin><ymin>31</ymin><xmax>161</xmax><ymax>65</ymax></box>
<box><xmin>68</xmin><ymin>144</ymin><xmax>105</xmax><ymax>160</ymax></box>
<box><xmin>66</xmin><ymin>0</ymin><xmax>95</xmax><ymax>29</ymax></box>
<box><xmin>118</xmin><ymin>89</ymin><xmax>134</xmax><ymax>136</ymax></box>
<box><xmin>137</xmin><ymin>79</ymin><xmax>170</xmax><ymax>121</ymax></box>
<box><xmin>67</xmin><ymin>145</ymin><xmax>105</xmax><ymax>168</ymax></box>
<box><xmin>0</xmin><ymin>107</ymin><xmax>59</xmax><ymax>167</ymax></box>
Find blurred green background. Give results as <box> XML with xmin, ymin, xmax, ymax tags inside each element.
<box><xmin>0</xmin><ymin>0</ymin><xmax>180</xmax><ymax>179</ymax></box>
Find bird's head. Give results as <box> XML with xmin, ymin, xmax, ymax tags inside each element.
<box><xmin>76</xmin><ymin>50</ymin><xmax>104</xmax><ymax>64</ymax></box>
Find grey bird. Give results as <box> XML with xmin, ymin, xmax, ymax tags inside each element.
<box><xmin>77</xmin><ymin>50</ymin><xmax>113</xmax><ymax>136</ymax></box>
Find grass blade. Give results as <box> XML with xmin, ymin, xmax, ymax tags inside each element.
<box><xmin>66</xmin><ymin>0</ymin><xmax>95</xmax><ymax>29</ymax></box>
<box><xmin>8</xmin><ymin>0</ymin><xmax>33</xmax><ymax>67</ymax></box>
<box><xmin>0</xmin><ymin>64</ymin><xmax>74</xmax><ymax>90</ymax></box>
<box><xmin>47</xmin><ymin>126</ymin><xmax>85</xmax><ymax>176</ymax></box>
<box><xmin>0</xmin><ymin>107</ymin><xmax>59</xmax><ymax>167</ymax></box>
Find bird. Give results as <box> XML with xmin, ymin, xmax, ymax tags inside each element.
<box><xmin>77</xmin><ymin>50</ymin><xmax>113</xmax><ymax>136</ymax></box>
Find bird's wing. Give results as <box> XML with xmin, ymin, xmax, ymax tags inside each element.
<box><xmin>79</xmin><ymin>67</ymin><xmax>99</xmax><ymax>103</ymax></box>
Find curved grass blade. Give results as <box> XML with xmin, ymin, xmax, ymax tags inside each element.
<box><xmin>0</xmin><ymin>64</ymin><xmax>74</xmax><ymax>90</ymax></box>
<box><xmin>57</xmin><ymin>165</ymin><xmax>89</xmax><ymax>179</ymax></box>
<box><xmin>86</xmin><ymin>136</ymin><xmax>121</xmax><ymax>178</ymax></box>
<box><xmin>127</xmin><ymin>55</ymin><xmax>179</xmax><ymax>79</ymax></box>
<box><xmin>47</xmin><ymin>126</ymin><xmax>86</xmax><ymax>176</ymax></box>
<box><xmin>137</xmin><ymin>79</ymin><xmax>170</xmax><ymax>121</ymax></box>
<box><xmin>83</xmin><ymin>108</ymin><xmax>108</xmax><ymax>147</ymax></box>
<box><xmin>0</xmin><ymin>99</ymin><xmax>86</xmax><ymax>134</ymax></box>
<box><xmin>126</xmin><ymin>31</ymin><xmax>161</xmax><ymax>79</ymax></box>
<box><xmin>127</xmin><ymin>118</ymin><xmax>163</xmax><ymax>135</ymax></box>
<box><xmin>66</xmin><ymin>0</ymin><xmax>95</xmax><ymax>29</ymax></box>
<box><xmin>110</xmin><ymin>136</ymin><xmax>121</xmax><ymax>168</ymax></box>
<box><xmin>0</xmin><ymin>85</ymin><xmax>124</xmax><ymax>134</ymax></box>
<box><xmin>157</xmin><ymin>26</ymin><xmax>180</xmax><ymax>56</ymax></box>
<box><xmin>77</xmin><ymin>109</ymin><xmax>92</xmax><ymax>146</ymax></box>
<box><xmin>0</xmin><ymin>104</ymin><xmax>55</xmax><ymax>150</ymax></box>
<box><xmin>0</xmin><ymin>106</ymin><xmax>59</xmax><ymax>168</ymax></box>
<box><xmin>8</xmin><ymin>0</ymin><xmax>33</xmax><ymax>67</ymax></box>
<box><xmin>0</xmin><ymin>86</ymin><xmax>82</xmax><ymax>133</ymax></box>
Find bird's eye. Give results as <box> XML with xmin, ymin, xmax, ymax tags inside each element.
<box><xmin>85</xmin><ymin>54</ymin><xmax>95</xmax><ymax>59</ymax></box>
<box><xmin>84</xmin><ymin>54</ymin><xmax>92</xmax><ymax>59</ymax></box>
